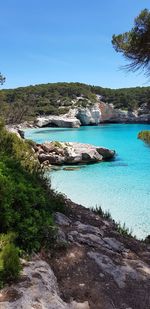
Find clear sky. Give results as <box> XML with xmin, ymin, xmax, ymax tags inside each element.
<box><xmin>1</xmin><ymin>0</ymin><xmax>150</xmax><ymax>89</ymax></box>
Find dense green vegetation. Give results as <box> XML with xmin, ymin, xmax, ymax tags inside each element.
<box><xmin>138</xmin><ymin>130</ymin><xmax>150</xmax><ymax>143</ymax></box>
<box><xmin>0</xmin><ymin>233</ymin><xmax>21</xmax><ymax>287</ymax></box>
<box><xmin>0</xmin><ymin>122</ymin><xmax>66</xmax><ymax>286</ymax></box>
<box><xmin>92</xmin><ymin>85</ymin><xmax>150</xmax><ymax>110</ymax></box>
<box><xmin>1</xmin><ymin>82</ymin><xmax>150</xmax><ymax>123</ymax></box>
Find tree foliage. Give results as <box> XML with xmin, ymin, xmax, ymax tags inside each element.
<box><xmin>0</xmin><ymin>73</ymin><xmax>5</xmax><ymax>85</ymax></box>
<box><xmin>1</xmin><ymin>82</ymin><xmax>150</xmax><ymax>122</ymax></box>
<box><xmin>2</xmin><ymin>243</ymin><xmax>21</xmax><ymax>282</ymax></box>
<box><xmin>112</xmin><ymin>9</ymin><xmax>150</xmax><ymax>75</ymax></box>
<box><xmin>138</xmin><ymin>130</ymin><xmax>150</xmax><ymax>143</ymax></box>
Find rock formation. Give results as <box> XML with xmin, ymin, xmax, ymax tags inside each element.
<box><xmin>34</xmin><ymin>141</ymin><xmax>115</xmax><ymax>165</ymax></box>
<box><xmin>35</xmin><ymin>101</ymin><xmax>150</xmax><ymax>128</ymax></box>
<box><xmin>36</xmin><ymin>115</ymin><xmax>81</xmax><ymax>128</ymax></box>
<box><xmin>1</xmin><ymin>204</ymin><xmax>149</xmax><ymax>308</ymax></box>
<box><xmin>76</xmin><ymin>104</ymin><xmax>101</xmax><ymax>125</ymax></box>
<box><xmin>0</xmin><ymin>258</ymin><xmax>89</xmax><ymax>309</ymax></box>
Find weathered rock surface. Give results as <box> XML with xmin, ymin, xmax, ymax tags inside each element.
<box><xmin>0</xmin><ymin>258</ymin><xmax>90</xmax><ymax>309</ymax></box>
<box><xmin>35</xmin><ymin>101</ymin><xmax>150</xmax><ymax>129</ymax></box>
<box><xmin>1</xmin><ymin>204</ymin><xmax>150</xmax><ymax>309</ymax></box>
<box><xmin>36</xmin><ymin>115</ymin><xmax>81</xmax><ymax>128</ymax></box>
<box><xmin>99</xmin><ymin>101</ymin><xmax>150</xmax><ymax>123</ymax></box>
<box><xmin>76</xmin><ymin>104</ymin><xmax>101</xmax><ymax>125</ymax></box>
<box><xmin>50</xmin><ymin>204</ymin><xmax>150</xmax><ymax>309</ymax></box>
<box><xmin>35</xmin><ymin>141</ymin><xmax>115</xmax><ymax>165</ymax></box>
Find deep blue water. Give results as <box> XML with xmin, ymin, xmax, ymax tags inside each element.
<box><xmin>25</xmin><ymin>124</ymin><xmax>150</xmax><ymax>239</ymax></box>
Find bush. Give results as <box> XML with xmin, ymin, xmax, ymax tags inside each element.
<box><xmin>138</xmin><ymin>130</ymin><xmax>150</xmax><ymax>144</ymax></box>
<box><xmin>0</xmin><ymin>123</ymin><xmax>66</xmax><ymax>253</ymax></box>
<box><xmin>91</xmin><ymin>205</ymin><xmax>112</xmax><ymax>219</ymax></box>
<box><xmin>2</xmin><ymin>243</ymin><xmax>21</xmax><ymax>282</ymax></box>
<box><xmin>0</xmin><ymin>233</ymin><xmax>21</xmax><ymax>286</ymax></box>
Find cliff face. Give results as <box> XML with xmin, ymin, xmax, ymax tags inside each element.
<box><xmin>35</xmin><ymin>99</ymin><xmax>150</xmax><ymax>128</ymax></box>
<box><xmin>76</xmin><ymin>104</ymin><xmax>101</xmax><ymax>125</ymax></box>
<box><xmin>36</xmin><ymin>115</ymin><xmax>81</xmax><ymax>128</ymax></box>
<box><xmin>99</xmin><ymin>101</ymin><xmax>150</xmax><ymax>123</ymax></box>
<box><xmin>35</xmin><ymin>104</ymin><xmax>101</xmax><ymax>127</ymax></box>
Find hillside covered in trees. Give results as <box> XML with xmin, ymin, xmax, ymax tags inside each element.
<box><xmin>1</xmin><ymin>82</ymin><xmax>150</xmax><ymax>123</ymax></box>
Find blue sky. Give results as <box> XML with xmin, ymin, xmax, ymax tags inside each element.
<box><xmin>1</xmin><ymin>0</ymin><xmax>150</xmax><ymax>89</ymax></box>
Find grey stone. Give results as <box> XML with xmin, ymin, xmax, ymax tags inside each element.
<box><xmin>74</xmin><ymin>221</ymin><xmax>103</xmax><ymax>236</ymax></box>
<box><xmin>54</xmin><ymin>212</ymin><xmax>71</xmax><ymax>226</ymax></box>
<box><xmin>87</xmin><ymin>251</ymin><xmax>149</xmax><ymax>288</ymax></box>
<box><xmin>103</xmin><ymin>237</ymin><xmax>124</xmax><ymax>252</ymax></box>
<box><xmin>0</xmin><ymin>259</ymin><xmax>89</xmax><ymax>309</ymax></box>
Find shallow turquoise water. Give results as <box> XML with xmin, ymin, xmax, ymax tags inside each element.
<box><xmin>25</xmin><ymin>124</ymin><xmax>150</xmax><ymax>239</ymax></box>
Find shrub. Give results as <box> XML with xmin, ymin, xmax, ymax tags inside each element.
<box><xmin>2</xmin><ymin>243</ymin><xmax>21</xmax><ymax>282</ymax></box>
<box><xmin>91</xmin><ymin>205</ymin><xmax>112</xmax><ymax>219</ymax></box>
<box><xmin>0</xmin><ymin>233</ymin><xmax>21</xmax><ymax>286</ymax></box>
<box><xmin>0</xmin><ymin>123</ymin><xmax>66</xmax><ymax>253</ymax></box>
<box><xmin>115</xmin><ymin>222</ymin><xmax>133</xmax><ymax>237</ymax></box>
<box><xmin>138</xmin><ymin>130</ymin><xmax>150</xmax><ymax>144</ymax></box>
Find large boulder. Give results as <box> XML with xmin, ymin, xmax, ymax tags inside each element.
<box><xmin>96</xmin><ymin>147</ymin><xmax>115</xmax><ymax>159</ymax></box>
<box><xmin>36</xmin><ymin>141</ymin><xmax>115</xmax><ymax>165</ymax></box>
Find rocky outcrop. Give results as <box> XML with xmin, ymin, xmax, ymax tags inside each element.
<box><xmin>35</xmin><ymin>105</ymin><xmax>101</xmax><ymax>128</ymax></box>
<box><xmin>99</xmin><ymin>101</ymin><xmax>150</xmax><ymax>123</ymax></box>
<box><xmin>0</xmin><ymin>258</ymin><xmax>89</xmax><ymax>309</ymax></box>
<box><xmin>0</xmin><ymin>203</ymin><xmax>150</xmax><ymax>308</ymax></box>
<box><xmin>34</xmin><ymin>141</ymin><xmax>115</xmax><ymax>165</ymax></box>
<box><xmin>51</xmin><ymin>206</ymin><xmax>150</xmax><ymax>309</ymax></box>
<box><xmin>76</xmin><ymin>104</ymin><xmax>101</xmax><ymax>125</ymax></box>
<box><xmin>35</xmin><ymin>101</ymin><xmax>150</xmax><ymax>128</ymax></box>
<box><xmin>35</xmin><ymin>102</ymin><xmax>150</xmax><ymax>128</ymax></box>
<box><xmin>36</xmin><ymin>115</ymin><xmax>81</xmax><ymax>128</ymax></box>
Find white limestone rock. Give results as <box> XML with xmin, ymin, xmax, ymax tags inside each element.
<box><xmin>76</xmin><ymin>104</ymin><xmax>101</xmax><ymax>125</ymax></box>
<box><xmin>36</xmin><ymin>115</ymin><xmax>81</xmax><ymax>128</ymax></box>
<box><xmin>35</xmin><ymin>141</ymin><xmax>115</xmax><ymax>165</ymax></box>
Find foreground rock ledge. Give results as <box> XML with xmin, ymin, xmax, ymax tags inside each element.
<box><xmin>34</xmin><ymin>141</ymin><xmax>115</xmax><ymax>165</ymax></box>
<box><xmin>1</xmin><ymin>202</ymin><xmax>150</xmax><ymax>309</ymax></box>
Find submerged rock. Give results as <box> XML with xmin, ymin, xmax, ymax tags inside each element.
<box><xmin>63</xmin><ymin>167</ymin><xmax>81</xmax><ymax>171</ymax></box>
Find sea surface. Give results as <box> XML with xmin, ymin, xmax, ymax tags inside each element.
<box><xmin>25</xmin><ymin>124</ymin><xmax>150</xmax><ymax>239</ymax></box>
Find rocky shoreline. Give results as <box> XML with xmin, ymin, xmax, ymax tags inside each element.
<box><xmin>35</xmin><ymin>102</ymin><xmax>150</xmax><ymax>128</ymax></box>
<box><xmin>1</xmin><ymin>125</ymin><xmax>150</xmax><ymax>308</ymax></box>
<box><xmin>0</xmin><ymin>200</ymin><xmax>150</xmax><ymax>309</ymax></box>
<box><xmin>5</xmin><ymin>99</ymin><xmax>150</xmax><ymax>134</ymax></box>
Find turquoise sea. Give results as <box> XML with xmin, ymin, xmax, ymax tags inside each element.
<box><xmin>25</xmin><ymin>124</ymin><xmax>150</xmax><ymax>239</ymax></box>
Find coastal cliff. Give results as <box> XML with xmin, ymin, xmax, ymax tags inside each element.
<box><xmin>35</xmin><ymin>101</ymin><xmax>150</xmax><ymax>128</ymax></box>
<box><xmin>1</xmin><ymin>117</ymin><xmax>150</xmax><ymax>309</ymax></box>
<box><xmin>1</xmin><ymin>82</ymin><xmax>150</xmax><ymax>127</ymax></box>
